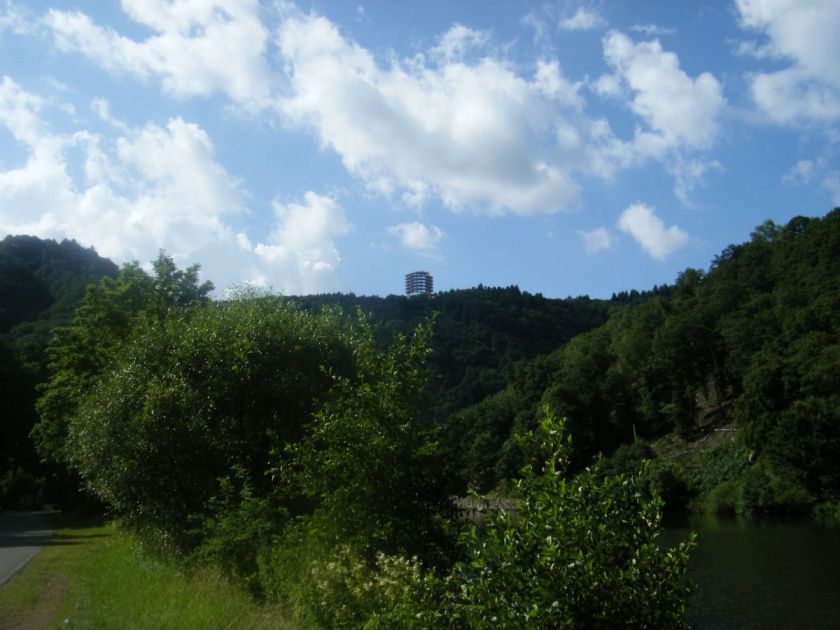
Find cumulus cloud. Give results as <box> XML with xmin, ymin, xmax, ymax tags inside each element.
<box><xmin>617</xmin><ymin>203</ymin><xmax>688</xmax><ymax>260</ymax></box>
<box><xmin>44</xmin><ymin>0</ymin><xmax>273</xmax><ymax>110</ymax></box>
<box><xmin>558</xmin><ymin>8</ymin><xmax>606</xmax><ymax>31</ymax></box>
<box><xmin>601</xmin><ymin>31</ymin><xmax>725</xmax><ymax>156</ymax></box>
<box><xmin>40</xmin><ymin>4</ymin><xmax>707</xmax><ymax>215</ymax></box>
<box><xmin>735</xmin><ymin>0</ymin><xmax>840</xmax><ymax>124</ymax></box>
<box><xmin>0</xmin><ymin>77</ymin><xmax>348</xmax><ymax>293</ymax></box>
<box><xmin>388</xmin><ymin>221</ymin><xmax>444</xmax><ymax>252</ymax></box>
<box><xmin>275</xmin><ymin>11</ymin><xmax>604</xmax><ymax>215</ymax></box>
<box><xmin>577</xmin><ymin>226</ymin><xmax>613</xmax><ymax>254</ymax></box>
<box><xmin>594</xmin><ymin>31</ymin><xmax>725</xmax><ymax>202</ymax></box>
<box><xmin>0</xmin><ymin>76</ymin><xmax>243</xmax><ymax>262</ymax></box>
<box><xmin>249</xmin><ymin>191</ymin><xmax>351</xmax><ymax>291</ymax></box>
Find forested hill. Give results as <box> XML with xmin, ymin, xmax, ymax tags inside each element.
<box><xmin>290</xmin><ymin>288</ymin><xmax>610</xmax><ymax>419</ymax></box>
<box><xmin>0</xmin><ymin>235</ymin><xmax>118</xmax><ymax>371</ymax></box>
<box><xmin>449</xmin><ymin>209</ymin><xmax>840</xmax><ymax>515</ymax></box>
<box><xmin>1</xmin><ymin>235</ymin><xmax>117</xmax><ymax>509</ymax></box>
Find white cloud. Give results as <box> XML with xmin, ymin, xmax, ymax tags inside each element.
<box><xmin>0</xmin><ymin>76</ymin><xmax>243</xmax><ymax>263</ymax></box>
<box><xmin>0</xmin><ymin>76</ymin><xmax>348</xmax><ymax>293</ymax></box>
<box><xmin>521</xmin><ymin>10</ymin><xmax>551</xmax><ymax>45</ymax></box>
<box><xmin>0</xmin><ymin>1</ymin><xmax>34</xmax><ymax>37</ymax></box>
<box><xmin>388</xmin><ymin>222</ymin><xmax>444</xmax><ymax>251</ymax></box>
<box><xmin>669</xmin><ymin>157</ymin><xmax>723</xmax><ymax>206</ymax></box>
<box><xmin>735</xmin><ymin>0</ymin><xmax>840</xmax><ymax>124</ymax></box>
<box><xmin>617</xmin><ymin>203</ymin><xmax>688</xmax><ymax>260</ymax></box>
<box><xmin>783</xmin><ymin>159</ymin><xmax>816</xmax><ymax>184</ymax></box>
<box><xmin>749</xmin><ymin>68</ymin><xmax>840</xmax><ymax>123</ymax></box>
<box><xmin>250</xmin><ymin>191</ymin><xmax>351</xmax><ymax>291</ymax></box>
<box><xmin>782</xmin><ymin>156</ymin><xmax>840</xmax><ymax>204</ymax></box>
<box><xmin>91</xmin><ymin>97</ymin><xmax>129</xmax><ymax>131</ymax></box>
<box><xmin>275</xmin><ymin>11</ymin><xmax>597</xmax><ymax>216</ymax></box>
<box><xmin>44</xmin><ymin>0</ymin><xmax>273</xmax><ymax>110</ymax></box>
<box><xmin>602</xmin><ymin>31</ymin><xmax>725</xmax><ymax>155</ymax></box>
<box><xmin>630</xmin><ymin>24</ymin><xmax>675</xmax><ymax>36</ymax></box>
<box><xmin>558</xmin><ymin>8</ymin><xmax>606</xmax><ymax>31</ymax></box>
<box><xmin>431</xmin><ymin>24</ymin><xmax>489</xmax><ymax>62</ymax></box>
<box><xmin>591</xmin><ymin>73</ymin><xmax>622</xmax><ymax>98</ymax></box>
<box><xmin>577</xmin><ymin>227</ymin><xmax>613</xmax><ymax>254</ymax></box>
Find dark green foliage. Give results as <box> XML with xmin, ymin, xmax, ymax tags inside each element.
<box><xmin>439</xmin><ymin>413</ymin><xmax>693</xmax><ymax>629</ymax></box>
<box><xmin>60</xmin><ymin>297</ymin><xmax>354</xmax><ymax>549</ymax></box>
<box><xmin>0</xmin><ymin>236</ymin><xmax>117</xmax><ymax>507</ymax></box>
<box><xmin>31</xmin><ymin>262</ymin><xmax>697</xmax><ymax>624</ymax></box>
<box><xmin>287</xmin><ymin>318</ymin><xmax>456</xmax><ymax>563</ymax></box>
<box><xmin>291</xmin><ymin>287</ymin><xmax>610</xmax><ymax>420</ymax></box>
<box><xmin>306</xmin><ymin>410</ymin><xmax>694</xmax><ymax>628</ymax></box>
<box><xmin>685</xmin><ymin>442</ymin><xmax>812</xmax><ymax>516</ymax></box>
<box><xmin>193</xmin><ymin>466</ymin><xmax>282</xmax><ymax>592</ymax></box>
<box><xmin>0</xmin><ymin>340</ymin><xmax>38</xmax><ymax>461</ymax></box>
<box><xmin>449</xmin><ymin>208</ymin><xmax>840</xmax><ymax>508</ymax></box>
<box><xmin>0</xmin><ymin>250</ymin><xmax>53</xmax><ymax>333</ymax></box>
<box><xmin>596</xmin><ymin>442</ymin><xmax>689</xmax><ymax>513</ymax></box>
<box><xmin>34</xmin><ymin>252</ymin><xmax>212</xmax><ymax>467</ymax></box>
<box><xmin>764</xmin><ymin>397</ymin><xmax>840</xmax><ymax>499</ymax></box>
<box><xmin>0</xmin><ymin>235</ymin><xmax>118</xmax><ymax>373</ymax></box>
<box><xmin>685</xmin><ymin>441</ymin><xmax>751</xmax><ymax>498</ymax></box>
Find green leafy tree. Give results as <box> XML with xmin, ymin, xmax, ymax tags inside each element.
<box><xmin>59</xmin><ymin>297</ymin><xmax>357</xmax><ymax>549</ymax></box>
<box><xmin>287</xmin><ymin>318</ymin><xmax>456</xmax><ymax>563</ymax></box>
<box><xmin>33</xmin><ymin>252</ymin><xmax>212</xmax><ymax>466</ymax></box>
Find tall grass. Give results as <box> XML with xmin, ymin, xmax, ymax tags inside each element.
<box><xmin>0</xmin><ymin>517</ymin><xmax>296</xmax><ymax>629</ymax></box>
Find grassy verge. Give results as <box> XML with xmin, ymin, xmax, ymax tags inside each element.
<box><xmin>0</xmin><ymin>515</ymin><xmax>296</xmax><ymax>629</ymax></box>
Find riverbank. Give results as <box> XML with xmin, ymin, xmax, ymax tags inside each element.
<box><xmin>0</xmin><ymin>515</ymin><xmax>294</xmax><ymax>629</ymax></box>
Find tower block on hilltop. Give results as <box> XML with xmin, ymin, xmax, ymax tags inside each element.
<box><xmin>405</xmin><ymin>271</ymin><xmax>433</xmax><ymax>296</ymax></box>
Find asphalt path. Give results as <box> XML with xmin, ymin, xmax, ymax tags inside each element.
<box><xmin>0</xmin><ymin>512</ymin><xmax>51</xmax><ymax>587</ymax></box>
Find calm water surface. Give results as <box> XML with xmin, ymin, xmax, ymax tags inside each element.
<box><xmin>664</xmin><ymin>515</ymin><xmax>840</xmax><ymax>629</ymax></box>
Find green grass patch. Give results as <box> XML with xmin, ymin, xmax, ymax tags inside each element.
<box><xmin>0</xmin><ymin>515</ymin><xmax>296</xmax><ymax>629</ymax></box>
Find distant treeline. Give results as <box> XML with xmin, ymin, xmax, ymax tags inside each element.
<box><xmin>289</xmin><ymin>285</ymin><xmax>610</xmax><ymax>421</ymax></box>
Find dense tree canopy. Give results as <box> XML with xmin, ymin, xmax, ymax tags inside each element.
<box><xmin>291</xmin><ymin>287</ymin><xmax>610</xmax><ymax>419</ymax></box>
<box><xmin>447</xmin><ymin>209</ymin><xmax>840</xmax><ymax>506</ymax></box>
<box><xmin>0</xmin><ymin>236</ymin><xmax>117</xmax><ymax>508</ymax></box>
<box><xmin>62</xmin><ymin>297</ymin><xmax>362</xmax><ymax>548</ymax></box>
<box><xmin>34</xmin><ymin>253</ymin><xmax>213</xmax><ymax>467</ymax></box>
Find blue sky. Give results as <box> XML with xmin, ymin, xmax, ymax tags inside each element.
<box><xmin>0</xmin><ymin>1</ymin><xmax>838</xmax><ymax>298</ymax></box>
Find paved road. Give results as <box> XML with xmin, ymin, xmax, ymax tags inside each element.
<box><xmin>0</xmin><ymin>512</ymin><xmax>51</xmax><ymax>587</ymax></box>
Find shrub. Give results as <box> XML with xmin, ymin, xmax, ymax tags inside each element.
<box><xmin>62</xmin><ymin>297</ymin><xmax>358</xmax><ymax>550</ymax></box>
<box><xmin>318</xmin><ymin>409</ymin><xmax>695</xmax><ymax>629</ymax></box>
<box><xmin>192</xmin><ymin>466</ymin><xmax>284</xmax><ymax>593</ymax></box>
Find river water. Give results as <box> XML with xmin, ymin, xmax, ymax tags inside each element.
<box><xmin>663</xmin><ymin>514</ymin><xmax>840</xmax><ymax>629</ymax></box>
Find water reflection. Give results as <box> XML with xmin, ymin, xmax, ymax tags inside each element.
<box><xmin>663</xmin><ymin>514</ymin><xmax>840</xmax><ymax>629</ymax></box>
